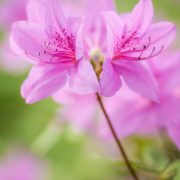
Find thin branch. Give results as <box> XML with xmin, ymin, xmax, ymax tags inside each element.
<box><xmin>96</xmin><ymin>93</ymin><xmax>139</xmax><ymax>180</ymax></box>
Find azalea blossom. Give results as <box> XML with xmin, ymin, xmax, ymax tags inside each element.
<box><xmin>0</xmin><ymin>0</ymin><xmax>27</xmax><ymax>28</ymax></box>
<box><xmin>10</xmin><ymin>0</ymin><xmax>112</xmax><ymax>103</ymax></box>
<box><xmin>10</xmin><ymin>0</ymin><xmax>176</xmax><ymax>103</ymax></box>
<box><xmin>0</xmin><ymin>0</ymin><xmax>29</xmax><ymax>73</ymax></box>
<box><xmin>93</xmin><ymin>0</ymin><xmax>176</xmax><ymax>99</ymax></box>
<box><xmin>0</xmin><ymin>42</ymin><xmax>29</xmax><ymax>74</ymax></box>
<box><xmin>0</xmin><ymin>149</ymin><xmax>48</xmax><ymax>180</ymax></box>
<box><xmin>54</xmin><ymin>91</ymin><xmax>97</xmax><ymax>132</ymax></box>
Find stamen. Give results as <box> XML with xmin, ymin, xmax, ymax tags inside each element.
<box><xmin>149</xmin><ymin>47</ymin><xmax>156</xmax><ymax>57</ymax></box>
<box><xmin>117</xmin><ymin>36</ymin><xmax>152</xmax><ymax>54</ymax></box>
<box><xmin>138</xmin><ymin>50</ymin><xmax>144</xmax><ymax>60</ymax></box>
<box><xmin>113</xmin><ymin>45</ymin><xmax>164</xmax><ymax>61</ymax></box>
<box><xmin>113</xmin><ymin>31</ymin><xmax>164</xmax><ymax>62</ymax></box>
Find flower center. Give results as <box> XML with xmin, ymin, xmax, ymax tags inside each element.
<box><xmin>90</xmin><ymin>49</ymin><xmax>104</xmax><ymax>80</ymax></box>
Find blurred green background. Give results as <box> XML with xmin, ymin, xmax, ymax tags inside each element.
<box><xmin>0</xmin><ymin>0</ymin><xmax>180</xmax><ymax>179</ymax></box>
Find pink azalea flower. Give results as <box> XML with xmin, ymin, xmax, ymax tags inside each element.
<box><xmin>10</xmin><ymin>0</ymin><xmax>176</xmax><ymax>103</ymax></box>
<box><xmin>98</xmin><ymin>0</ymin><xmax>176</xmax><ymax>99</ymax></box>
<box><xmin>0</xmin><ymin>149</ymin><xmax>47</xmax><ymax>180</ymax></box>
<box><xmin>0</xmin><ymin>0</ymin><xmax>29</xmax><ymax>73</ymax></box>
<box><xmin>10</xmin><ymin>0</ymin><xmax>113</xmax><ymax>103</ymax></box>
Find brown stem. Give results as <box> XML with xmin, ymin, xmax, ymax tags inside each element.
<box><xmin>96</xmin><ymin>93</ymin><xmax>139</xmax><ymax>180</ymax></box>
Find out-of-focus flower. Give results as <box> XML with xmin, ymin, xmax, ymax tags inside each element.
<box><xmin>53</xmin><ymin>86</ymin><xmax>138</xmax><ymax>138</ymax></box>
<box><xmin>57</xmin><ymin>0</ymin><xmax>115</xmax><ymax>17</ymax></box>
<box><xmin>0</xmin><ymin>0</ymin><xmax>29</xmax><ymax>73</ymax></box>
<box><xmin>0</xmin><ymin>42</ymin><xmax>29</xmax><ymax>74</ymax></box>
<box><xmin>10</xmin><ymin>0</ymin><xmax>176</xmax><ymax>104</ymax></box>
<box><xmin>54</xmin><ymin>91</ymin><xmax>97</xmax><ymax>132</ymax></box>
<box><xmin>0</xmin><ymin>149</ymin><xmax>48</xmax><ymax>180</ymax></box>
<box><xmin>0</xmin><ymin>0</ymin><xmax>27</xmax><ymax>28</ymax></box>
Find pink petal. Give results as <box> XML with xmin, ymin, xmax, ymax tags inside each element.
<box><xmin>27</xmin><ymin>0</ymin><xmax>80</xmax><ymax>49</ymax></box>
<box><xmin>85</xmin><ymin>0</ymin><xmax>115</xmax><ymax>17</ymax></box>
<box><xmin>147</xmin><ymin>51</ymin><xmax>180</xmax><ymax>72</ymax></box>
<box><xmin>102</xmin><ymin>11</ymin><xmax>124</xmax><ymax>58</ymax></box>
<box><xmin>100</xmin><ymin>93</ymin><xmax>167</xmax><ymax>140</ymax></box>
<box><xmin>0</xmin><ymin>0</ymin><xmax>27</xmax><ymax>28</ymax></box>
<box><xmin>141</xmin><ymin>22</ymin><xmax>176</xmax><ymax>58</ymax></box>
<box><xmin>166</xmin><ymin>98</ymin><xmax>180</xmax><ymax>149</ymax></box>
<box><xmin>168</xmin><ymin>120</ymin><xmax>180</xmax><ymax>150</ymax></box>
<box><xmin>80</xmin><ymin>0</ymin><xmax>115</xmax><ymax>54</ymax></box>
<box><xmin>10</xmin><ymin>20</ymin><xmax>78</xmax><ymax>65</ymax></box>
<box><xmin>128</xmin><ymin>0</ymin><xmax>153</xmax><ymax>35</ymax></box>
<box><xmin>112</xmin><ymin>22</ymin><xmax>176</xmax><ymax>62</ymax></box>
<box><xmin>0</xmin><ymin>42</ymin><xmax>29</xmax><ymax>74</ymax></box>
<box><xmin>21</xmin><ymin>63</ymin><xmax>69</xmax><ymax>104</ymax></box>
<box><xmin>69</xmin><ymin>60</ymin><xmax>100</xmax><ymax>94</ymax></box>
<box><xmin>10</xmin><ymin>21</ymin><xmax>49</xmax><ymax>63</ymax></box>
<box><xmin>75</xmin><ymin>24</ymin><xmax>84</xmax><ymax>60</ymax></box>
<box><xmin>26</xmin><ymin>0</ymin><xmax>67</xmax><ymax>22</ymax></box>
<box><xmin>58</xmin><ymin>0</ymin><xmax>88</xmax><ymax>17</ymax></box>
<box><xmin>57</xmin><ymin>92</ymin><xmax>97</xmax><ymax>132</ymax></box>
<box><xmin>100</xmin><ymin>61</ymin><xmax>122</xmax><ymax>97</ymax></box>
<box><xmin>114</xmin><ymin>60</ymin><xmax>159</xmax><ymax>102</ymax></box>
<box><xmin>27</xmin><ymin>0</ymin><xmax>66</xmax><ymax>29</ymax></box>
<box><xmin>100</xmin><ymin>96</ymin><xmax>154</xmax><ymax>139</ymax></box>
<box><xmin>40</xmin><ymin>0</ymin><xmax>80</xmax><ymax>41</ymax></box>
<box><xmin>0</xmin><ymin>150</ymin><xmax>47</xmax><ymax>180</ymax></box>
<box><xmin>164</xmin><ymin>64</ymin><xmax>180</xmax><ymax>93</ymax></box>
<box><xmin>26</xmin><ymin>0</ymin><xmax>44</xmax><ymax>23</ymax></box>
<box><xmin>56</xmin><ymin>0</ymin><xmax>115</xmax><ymax>18</ymax></box>
<box><xmin>145</xmin><ymin>53</ymin><xmax>180</xmax><ymax>96</ymax></box>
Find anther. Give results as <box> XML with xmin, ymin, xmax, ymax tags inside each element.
<box><xmin>149</xmin><ymin>47</ymin><xmax>156</xmax><ymax>57</ymax></box>
<box><xmin>138</xmin><ymin>50</ymin><xmax>144</xmax><ymax>60</ymax></box>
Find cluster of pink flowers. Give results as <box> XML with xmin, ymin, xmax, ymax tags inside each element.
<box><xmin>9</xmin><ymin>0</ymin><xmax>180</xmax><ymax>149</ymax></box>
<box><xmin>10</xmin><ymin>0</ymin><xmax>175</xmax><ymax>103</ymax></box>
